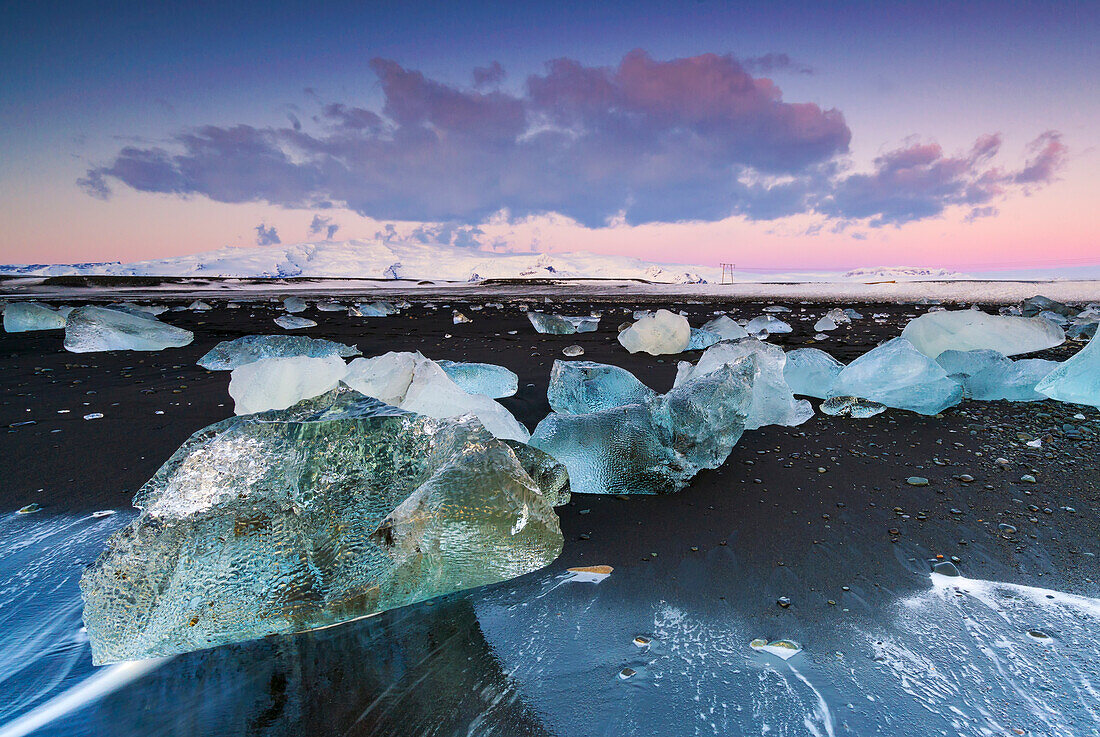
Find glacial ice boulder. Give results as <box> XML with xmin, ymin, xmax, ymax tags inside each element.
<box><xmin>527</xmin><ymin>313</ymin><xmax>599</xmax><ymax>335</ymax></box>
<box><xmin>352</xmin><ymin>301</ymin><xmax>398</xmax><ymax>317</ymax></box>
<box><xmin>64</xmin><ymin>306</ymin><xmax>194</xmax><ymax>352</ymax></box>
<box><xmin>198</xmin><ymin>335</ymin><xmax>361</xmax><ymax>370</ymax></box>
<box><xmin>275</xmin><ymin>315</ymin><xmax>317</xmax><ymax>330</ymax></box>
<box><xmin>687</xmin><ymin>328</ymin><xmax>722</xmax><ymax>350</ymax></box>
<box><xmin>3</xmin><ymin>302</ymin><xmax>68</xmax><ymax>332</ymax></box>
<box><xmin>437</xmin><ymin>360</ymin><xmax>519</xmax><ymax>398</ymax></box>
<box><xmin>229</xmin><ymin>355</ymin><xmax>348</xmax><ymax>415</ymax></box>
<box><xmin>701</xmin><ymin>315</ymin><xmax>749</xmax><ymax>341</ymax></box>
<box><xmin>901</xmin><ymin>310</ymin><xmax>1064</xmax><ymax>358</ymax></box>
<box><xmin>80</xmin><ymin>388</ymin><xmax>566</xmax><ymax>664</ymax></box>
<box><xmin>530</xmin><ymin>360</ymin><xmax>755</xmax><ymax>494</ymax></box>
<box><xmin>547</xmin><ymin>360</ymin><xmax>658</xmax><ymax>414</ymax></box>
<box><xmin>674</xmin><ymin>339</ymin><xmax>812</xmax><ymax>429</ymax></box>
<box><xmin>618</xmin><ymin>309</ymin><xmax>690</xmax><ymax>355</ymax></box>
<box><xmin>343</xmin><ymin>352</ymin><xmax>529</xmax><ymax>441</ymax></box>
<box><xmin>744</xmin><ymin>316</ymin><xmax>792</xmax><ymax>335</ymax></box>
<box><xmin>936</xmin><ymin>349</ymin><xmax>1058</xmax><ymax>402</ymax></box>
<box><xmin>1034</xmin><ymin>333</ymin><xmax>1100</xmax><ymax>408</ymax></box>
<box><xmin>827</xmin><ymin>338</ymin><xmax>963</xmax><ymax>415</ymax></box>
<box><xmin>783</xmin><ymin>348</ymin><xmax>845</xmax><ymax>399</ymax></box>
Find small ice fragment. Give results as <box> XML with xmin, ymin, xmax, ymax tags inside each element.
<box><xmin>750</xmin><ymin>638</ymin><xmax>803</xmax><ymax>660</ymax></box>
<box><xmin>197</xmin><ymin>335</ymin><xmax>360</xmax><ymax>370</ymax></box>
<box><xmin>17</xmin><ymin>503</ymin><xmax>42</xmax><ymax>514</ymax></box>
<box><xmin>562</xmin><ymin>345</ymin><xmax>585</xmax><ymax>357</ymax></box>
<box><xmin>282</xmin><ymin>297</ymin><xmax>307</xmax><ymax>313</ymax></box>
<box><xmin>453</xmin><ymin>310</ymin><xmax>472</xmax><ymax>324</ymax></box>
<box><xmin>700</xmin><ymin>315</ymin><xmax>749</xmax><ymax>341</ymax></box>
<box><xmin>83</xmin><ymin>412</ymin><xmax>104</xmax><ymax>420</ymax></box>
<box><xmin>744</xmin><ymin>316</ymin><xmax>792</xmax><ymax>334</ymax></box>
<box><xmin>564</xmin><ymin>565</ymin><xmax>613</xmax><ymax>583</ymax></box>
<box><xmin>64</xmin><ymin>306</ymin><xmax>194</xmax><ymax>353</ymax></box>
<box><xmin>91</xmin><ymin>510</ymin><xmax>116</xmax><ymax>518</ymax></box>
<box><xmin>274</xmin><ymin>315</ymin><xmax>317</xmax><ymax>330</ymax></box>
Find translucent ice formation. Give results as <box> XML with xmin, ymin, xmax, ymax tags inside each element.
<box><xmin>744</xmin><ymin>315</ymin><xmax>792</xmax><ymax>335</ymax></box>
<box><xmin>64</xmin><ymin>306</ymin><xmax>193</xmax><ymax>352</ymax></box>
<box><xmin>674</xmin><ymin>339</ymin><xmax>812</xmax><ymax>429</ymax></box>
<box><xmin>3</xmin><ymin>302</ymin><xmax>68</xmax><ymax>332</ymax></box>
<box><xmin>783</xmin><ymin>348</ymin><xmax>844</xmax><ymax>398</ymax></box>
<box><xmin>687</xmin><ymin>328</ymin><xmax>721</xmax><ymax>351</ymax></box>
<box><xmin>820</xmin><ymin>396</ymin><xmax>887</xmax><ymax>418</ymax></box>
<box><xmin>1035</xmin><ymin>333</ymin><xmax>1100</xmax><ymax>408</ymax></box>
<box><xmin>274</xmin><ymin>315</ymin><xmax>317</xmax><ymax>330</ymax></box>
<box><xmin>229</xmin><ymin>355</ymin><xmax>348</xmax><ymax>414</ymax></box>
<box><xmin>618</xmin><ymin>309</ymin><xmax>690</xmax><ymax>355</ymax></box>
<box><xmin>901</xmin><ymin>310</ymin><xmax>1064</xmax><ymax>358</ymax></box>
<box><xmin>198</xmin><ymin>335</ymin><xmax>361</xmax><ymax>370</ymax></box>
<box><xmin>530</xmin><ymin>360</ymin><xmax>755</xmax><ymax>494</ymax></box>
<box><xmin>935</xmin><ymin>349</ymin><xmax>1058</xmax><ymax>401</ymax></box>
<box><xmin>527</xmin><ymin>313</ymin><xmax>600</xmax><ymax>334</ymax></box>
<box><xmin>80</xmin><ymin>388</ymin><xmax>565</xmax><ymax>663</ymax></box>
<box><xmin>701</xmin><ymin>315</ymin><xmax>749</xmax><ymax>341</ymax></box>
<box><xmin>283</xmin><ymin>296</ymin><xmax>307</xmax><ymax>313</ymax></box>
<box><xmin>437</xmin><ymin>360</ymin><xmax>519</xmax><ymax>398</ymax></box>
<box><xmin>352</xmin><ymin>301</ymin><xmax>398</xmax><ymax>317</ymax></box>
<box><xmin>343</xmin><ymin>352</ymin><xmax>529</xmax><ymax>441</ymax></box>
<box><xmin>813</xmin><ymin>308</ymin><xmax>849</xmax><ymax>332</ymax></box>
<box><xmin>827</xmin><ymin>338</ymin><xmax>963</xmax><ymax>414</ymax></box>
<box><xmin>547</xmin><ymin>360</ymin><xmax>658</xmax><ymax>414</ymax></box>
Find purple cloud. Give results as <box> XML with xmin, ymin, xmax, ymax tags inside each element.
<box><xmin>255</xmin><ymin>224</ymin><xmax>280</xmax><ymax>245</ymax></box>
<box><xmin>77</xmin><ymin>51</ymin><xmax>1063</xmax><ymax>229</ymax></box>
<box><xmin>820</xmin><ymin>132</ymin><xmax>1066</xmax><ymax>226</ymax></box>
<box><xmin>308</xmin><ymin>214</ymin><xmax>339</xmax><ymax>239</ymax></box>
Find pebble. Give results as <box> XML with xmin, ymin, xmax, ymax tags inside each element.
<box><xmin>906</xmin><ymin>477</ymin><xmax>929</xmax><ymax>486</ymax></box>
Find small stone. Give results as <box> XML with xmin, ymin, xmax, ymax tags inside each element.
<box><xmin>906</xmin><ymin>476</ymin><xmax>929</xmax><ymax>486</ymax></box>
<box><xmin>777</xmin><ymin>596</ymin><xmax>791</xmax><ymax>608</ymax></box>
<box><xmin>1020</xmin><ymin>474</ymin><xmax>1037</xmax><ymax>483</ymax></box>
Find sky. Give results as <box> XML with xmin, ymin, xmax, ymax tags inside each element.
<box><xmin>0</xmin><ymin>0</ymin><xmax>1096</xmax><ymax>271</ymax></box>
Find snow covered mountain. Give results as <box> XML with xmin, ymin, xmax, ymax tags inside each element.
<box><xmin>1</xmin><ymin>239</ymin><xmax>714</xmax><ymax>283</ymax></box>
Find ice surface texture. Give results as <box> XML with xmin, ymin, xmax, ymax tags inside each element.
<box><xmin>1035</xmin><ymin>333</ymin><xmax>1100</xmax><ymax>408</ymax></box>
<box><xmin>80</xmin><ymin>388</ymin><xmax>566</xmax><ymax>663</ymax></box>
<box><xmin>675</xmin><ymin>339</ymin><xmax>812</xmax><ymax>429</ymax></box>
<box><xmin>198</xmin><ymin>335</ymin><xmax>360</xmax><ymax>370</ymax></box>
<box><xmin>530</xmin><ymin>359</ymin><xmax>754</xmax><ymax>494</ymax></box>
<box><xmin>687</xmin><ymin>328</ymin><xmax>722</xmax><ymax>350</ymax></box>
<box><xmin>828</xmin><ymin>338</ymin><xmax>963</xmax><ymax>415</ymax></box>
<box><xmin>3</xmin><ymin>302</ymin><xmax>68</xmax><ymax>332</ymax></box>
<box><xmin>282</xmin><ymin>296</ymin><xmax>307</xmax><ymax>313</ymax></box>
<box><xmin>527</xmin><ymin>313</ymin><xmax>599</xmax><ymax>334</ymax></box>
<box><xmin>547</xmin><ymin>360</ymin><xmax>658</xmax><ymax>414</ymax></box>
<box><xmin>901</xmin><ymin>310</ymin><xmax>1064</xmax><ymax>358</ymax></box>
<box><xmin>783</xmin><ymin>348</ymin><xmax>844</xmax><ymax>399</ymax></box>
<box><xmin>618</xmin><ymin>309</ymin><xmax>690</xmax><ymax>355</ymax></box>
<box><xmin>935</xmin><ymin>349</ymin><xmax>1057</xmax><ymax>402</ymax></box>
<box><xmin>230</xmin><ymin>355</ymin><xmax>349</xmax><ymax>414</ymax></box>
<box><xmin>63</xmin><ymin>306</ymin><xmax>193</xmax><ymax>352</ymax></box>
<box><xmin>437</xmin><ymin>360</ymin><xmax>518</xmax><ymax>398</ymax></box>
<box><xmin>344</xmin><ymin>352</ymin><xmax>529</xmax><ymax>441</ymax></box>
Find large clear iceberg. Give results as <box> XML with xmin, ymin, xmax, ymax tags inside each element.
<box><xmin>344</xmin><ymin>352</ymin><xmax>529</xmax><ymax>441</ymax></box>
<box><xmin>1034</xmin><ymin>333</ymin><xmax>1100</xmax><ymax>408</ymax></box>
<box><xmin>530</xmin><ymin>360</ymin><xmax>755</xmax><ymax>494</ymax></box>
<box><xmin>828</xmin><ymin>338</ymin><xmax>963</xmax><ymax>415</ymax></box>
<box><xmin>437</xmin><ymin>360</ymin><xmax>518</xmax><ymax>398</ymax></box>
<box><xmin>64</xmin><ymin>306</ymin><xmax>194</xmax><ymax>352</ymax></box>
<box><xmin>618</xmin><ymin>309</ymin><xmax>690</xmax><ymax>355</ymax></box>
<box><xmin>901</xmin><ymin>310</ymin><xmax>1064</xmax><ymax>358</ymax></box>
<box><xmin>198</xmin><ymin>335</ymin><xmax>361</xmax><ymax>370</ymax></box>
<box><xmin>674</xmin><ymin>339</ymin><xmax>812</xmax><ymax>429</ymax></box>
<box><xmin>80</xmin><ymin>388</ymin><xmax>566</xmax><ymax>664</ymax></box>
<box><xmin>3</xmin><ymin>302</ymin><xmax>68</xmax><ymax>332</ymax></box>
<box><xmin>935</xmin><ymin>349</ymin><xmax>1058</xmax><ymax>402</ymax></box>
<box><xmin>547</xmin><ymin>360</ymin><xmax>658</xmax><ymax>414</ymax></box>
<box><xmin>701</xmin><ymin>315</ymin><xmax>749</xmax><ymax>341</ymax></box>
<box><xmin>783</xmin><ymin>348</ymin><xmax>845</xmax><ymax>398</ymax></box>
<box><xmin>527</xmin><ymin>313</ymin><xmax>599</xmax><ymax>334</ymax></box>
<box><xmin>229</xmin><ymin>355</ymin><xmax>349</xmax><ymax>414</ymax></box>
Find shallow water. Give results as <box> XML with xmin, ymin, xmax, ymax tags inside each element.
<box><xmin>3</xmin><ymin>511</ymin><xmax>1099</xmax><ymax>736</ymax></box>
